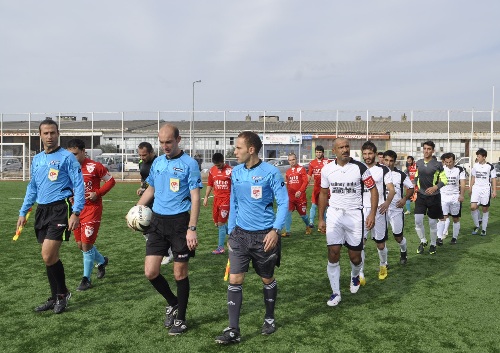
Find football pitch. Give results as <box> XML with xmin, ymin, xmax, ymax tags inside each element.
<box><xmin>1</xmin><ymin>181</ymin><xmax>499</xmax><ymax>353</ymax></box>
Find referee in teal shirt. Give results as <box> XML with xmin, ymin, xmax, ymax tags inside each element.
<box><xmin>137</xmin><ymin>123</ymin><xmax>202</xmax><ymax>336</ymax></box>
<box><xmin>18</xmin><ymin>119</ymin><xmax>85</xmax><ymax>314</ymax></box>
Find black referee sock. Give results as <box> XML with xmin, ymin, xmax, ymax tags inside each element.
<box><xmin>49</xmin><ymin>260</ymin><xmax>68</xmax><ymax>295</ymax></box>
<box><xmin>149</xmin><ymin>275</ymin><xmax>178</xmax><ymax>307</ymax></box>
<box><xmin>263</xmin><ymin>279</ymin><xmax>277</xmax><ymax>320</ymax></box>
<box><xmin>227</xmin><ymin>283</ymin><xmax>242</xmax><ymax>329</ymax></box>
<box><xmin>175</xmin><ymin>277</ymin><xmax>190</xmax><ymax>321</ymax></box>
<box><xmin>46</xmin><ymin>265</ymin><xmax>57</xmax><ymax>300</ymax></box>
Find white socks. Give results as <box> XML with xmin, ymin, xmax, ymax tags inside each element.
<box><xmin>429</xmin><ymin>218</ymin><xmax>438</xmax><ymax>246</ymax></box>
<box><xmin>327</xmin><ymin>261</ymin><xmax>340</xmax><ymax>294</ymax></box>
<box><xmin>377</xmin><ymin>246</ymin><xmax>388</xmax><ymax>266</ymax></box>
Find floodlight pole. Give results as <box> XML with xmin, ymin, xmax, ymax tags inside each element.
<box><xmin>190</xmin><ymin>80</ymin><xmax>202</xmax><ymax>156</ymax></box>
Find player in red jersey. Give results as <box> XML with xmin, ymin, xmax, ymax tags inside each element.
<box><xmin>67</xmin><ymin>139</ymin><xmax>116</xmax><ymax>291</ymax></box>
<box><xmin>405</xmin><ymin>156</ymin><xmax>418</xmax><ymax>214</ymax></box>
<box><xmin>203</xmin><ymin>153</ymin><xmax>232</xmax><ymax>254</ymax></box>
<box><xmin>307</xmin><ymin>145</ymin><xmax>330</xmax><ymax>231</ymax></box>
<box><xmin>282</xmin><ymin>153</ymin><xmax>310</xmax><ymax>237</ymax></box>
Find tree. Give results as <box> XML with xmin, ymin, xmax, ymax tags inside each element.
<box><xmin>226</xmin><ymin>146</ymin><xmax>235</xmax><ymax>158</ymax></box>
<box><xmin>96</xmin><ymin>144</ymin><xmax>119</xmax><ymax>153</ymax></box>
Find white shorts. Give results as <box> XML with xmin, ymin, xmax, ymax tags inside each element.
<box><xmin>441</xmin><ymin>194</ymin><xmax>461</xmax><ymax>217</ymax></box>
<box><xmin>325</xmin><ymin>207</ymin><xmax>364</xmax><ymax>251</ymax></box>
<box><xmin>363</xmin><ymin>207</ymin><xmax>387</xmax><ymax>243</ymax></box>
<box><xmin>387</xmin><ymin>208</ymin><xmax>404</xmax><ymax>235</ymax></box>
<box><xmin>470</xmin><ymin>185</ymin><xmax>491</xmax><ymax>207</ymax></box>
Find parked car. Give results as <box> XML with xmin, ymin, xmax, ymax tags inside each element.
<box><xmin>225</xmin><ymin>160</ymin><xmax>240</xmax><ymax>167</ymax></box>
<box><xmin>95</xmin><ymin>155</ymin><xmax>122</xmax><ymax>172</ymax></box>
<box><xmin>0</xmin><ymin>158</ymin><xmax>22</xmax><ymax>172</ymax></box>
<box><xmin>301</xmin><ymin>162</ymin><xmax>310</xmax><ymax>174</ymax></box>
<box><xmin>455</xmin><ymin>157</ymin><xmax>470</xmax><ymax>177</ymax></box>
<box><xmin>268</xmin><ymin>159</ymin><xmax>291</xmax><ymax>173</ymax></box>
<box><xmin>494</xmin><ymin>163</ymin><xmax>500</xmax><ymax>179</ymax></box>
<box><xmin>95</xmin><ymin>153</ymin><xmax>139</xmax><ymax>172</ymax></box>
<box><xmin>124</xmin><ymin>156</ymin><xmax>140</xmax><ymax>172</ymax></box>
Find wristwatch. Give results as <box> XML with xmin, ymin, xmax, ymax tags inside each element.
<box><xmin>73</xmin><ymin>211</ymin><xmax>81</xmax><ymax>216</ymax></box>
<box><xmin>188</xmin><ymin>226</ymin><xmax>197</xmax><ymax>231</ymax></box>
<box><xmin>272</xmin><ymin>228</ymin><xmax>281</xmax><ymax>234</ymax></box>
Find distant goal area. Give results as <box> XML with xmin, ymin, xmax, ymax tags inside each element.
<box><xmin>0</xmin><ymin>143</ymin><xmax>28</xmax><ymax>181</ymax></box>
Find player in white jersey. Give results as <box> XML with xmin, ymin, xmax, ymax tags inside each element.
<box><xmin>318</xmin><ymin>138</ymin><xmax>378</xmax><ymax>307</ymax></box>
<box><xmin>470</xmin><ymin>148</ymin><xmax>497</xmax><ymax>236</ymax></box>
<box><xmin>360</xmin><ymin>141</ymin><xmax>395</xmax><ymax>283</ymax></box>
<box><xmin>436</xmin><ymin>153</ymin><xmax>466</xmax><ymax>244</ymax></box>
<box><xmin>383</xmin><ymin>150</ymin><xmax>414</xmax><ymax>264</ymax></box>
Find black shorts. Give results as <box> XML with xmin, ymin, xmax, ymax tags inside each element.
<box><xmin>34</xmin><ymin>199</ymin><xmax>72</xmax><ymax>244</ymax></box>
<box><xmin>145</xmin><ymin>211</ymin><xmax>194</xmax><ymax>262</ymax></box>
<box><xmin>228</xmin><ymin>226</ymin><xmax>281</xmax><ymax>279</ymax></box>
<box><xmin>414</xmin><ymin>193</ymin><xmax>443</xmax><ymax>219</ymax></box>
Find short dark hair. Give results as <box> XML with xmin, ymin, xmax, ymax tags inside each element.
<box><xmin>238</xmin><ymin>131</ymin><xmax>262</xmax><ymax>154</ymax></box>
<box><xmin>441</xmin><ymin>152</ymin><xmax>455</xmax><ymax>161</ymax></box>
<box><xmin>138</xmin><ymin>142</ymin><xmax>154</xmax><ymax>153</ymax></box>
<box><xmin>407</xmin><ymin>156</ymin><xmax>414</xmax><ymax>162</ymax></box>
<box><xmin>67</xmin><ymin>138</ymin><xmax>85</xmax><ymax>150</ymax></box>
<box><xmin>383</xmin><ymin>150</ymin><xmax>397</xmax><ymax>161</ymax></box>
<box><xmin>315</xmin><ymin>145</ymin><xmax>324</xmax><ymax>152</ymax></box>
<box><xmin>377</xmin><ymin>151</ymin><xmax>384</xmax><ymax>156</ymax></box>
<box><xmin>39</xmin><ymin>119</ymin><xmax>59</xmax><ymax>133</ymax></box>
<box><xmin>212</xmin><ymin>152</ymin><xmax>224</xmax><ymax>163</ymax></box>
<box><xmin>476</xmin><ymin>148</ymin><xmax>487</xmax><ymax>157</ymax></box>
<box><xmin>361</xmin><ymin>141</ymin><xmax>377</xmax><ymax>153</ymax></box>
<box><xmin>423</xmin><ymin>140</ymin><xmax>435</xmax><ymax>149</ymax></box>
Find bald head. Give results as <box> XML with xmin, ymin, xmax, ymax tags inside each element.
<box><xmin>158</xmin><ymin>123</ymin><xmax>181</xmax><ymax>158</ymax></box>
<box><xmin>159</xmin><ymin>123</ymin><xmax>179</xmax><ymax>138</ymax></box>
<box><xmin>333</xmin><ymin>137</ymin><xmax>348</xmax><ymax>149</ymax></box>
<box><xmin>333</xmin><ymin>137</ymin><xmax>350</xmax><ymax>165</ymax></box>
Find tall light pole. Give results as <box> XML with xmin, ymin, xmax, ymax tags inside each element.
<box><xmin>190</xmin><ymin>80</ymin><xmax>201</xmax><ymax>156</ymax></box>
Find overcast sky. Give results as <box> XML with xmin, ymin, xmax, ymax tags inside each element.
<box><xmin>1</xmin><ymin>0</ymin><xmax>499</xmax><ymax>114</ymax></box>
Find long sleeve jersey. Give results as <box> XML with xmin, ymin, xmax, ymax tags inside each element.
<box><xmin>20</xmin><ymin>147</ymin><xmax>85</xmax><ymax>216</ymax></box>
<box><xmin>413</xmin><ymin>158</ymin><xmax>448</xmax><ymax>195</ymax></box>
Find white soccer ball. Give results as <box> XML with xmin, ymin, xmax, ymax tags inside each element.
<box><xmin>126</xmin><ymin>205</ymin><xmax>152</xmax><ymax>232</ymax></box>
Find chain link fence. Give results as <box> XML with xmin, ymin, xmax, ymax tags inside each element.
<box><xmin>1</xmin><ymin>110</ymin><xmax>498</xmax><ymax>181</ymax></box>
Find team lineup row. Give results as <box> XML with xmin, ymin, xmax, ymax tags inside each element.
<box><xmin>16</xmin><ymin>119</ymin><xmax>496</xmax><ymax>345</ymax></box>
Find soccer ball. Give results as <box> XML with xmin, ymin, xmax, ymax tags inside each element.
<box><xmin>126</xmin><ymin>205</ymin><xmax>152</xmax><ymax>232</ymax></box>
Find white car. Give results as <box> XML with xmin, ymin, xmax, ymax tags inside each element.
<box><xmin>0</xmin><ymin>158</ymin><xmax>22</xmax><ymax>172</ymax></box>
<box><xmin>455</xmin><ymin>157</ymin><xmax>470</xmax><ymax>177</ymax></box>
<box><xmin>268</xmin><ymin>159</ymin><xmax>291</xmax><ymax>173</ymax></box>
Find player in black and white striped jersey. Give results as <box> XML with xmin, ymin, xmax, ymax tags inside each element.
<box><xmin>359</xmin><ymin>141</ymin><xmax>395</xmax><ymax>283</ymax></box>
<box><xmin>383</xmin><ymin>150</ymin><xmax>414</xmax><ymax>264</ymax></box>
<box><xmin>470</xmin><ymin>148</ymin><xmax>497</xmax><ymax>236</ymax></box>
<box><xmin>437</xmin><ymin>153</ymin><xmax>466</xmax><ymax>244</ymax></box>
<box><xmin>318</xmin><ymin>138</ymin><xmax>378</xmax><ymax>307</ymax></box>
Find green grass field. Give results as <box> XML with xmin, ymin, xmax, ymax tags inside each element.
<box><xmin>1</xmin><ymin>181</ymin><xmax>499</xmax><ymax>353</ymax></box>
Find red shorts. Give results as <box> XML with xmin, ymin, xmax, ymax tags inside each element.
<box><xmin>74</xmin><ymin>205</ymin><xmax>102</xmax><ymax>244</ymax></box>
<box><xmin>213</xmin><ymin>197</ymin><xmax>230</xmax><ymax>224</ymax></box>
<box><xmin>311</xmin><ymin>186</ymin><xmax>321</xmax><ymax>205</ymax></box>
<box><xmin>288</xmin><ymin>197</ymin><xmax>307</xmax><ymax>216</ymax></box>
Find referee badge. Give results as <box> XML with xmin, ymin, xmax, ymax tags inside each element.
<box><xmin>170</xmin><ymin>178</ymin><xmax>180</xmax><ymax>192</ymax></box>
<box><xmin>251</xmin><ymin>185</ymin><xmax>262</xmax><ymax>199</ymax></box>
<box><xmin>48</xmin><ymin>168</ymin><xmax>59</xmax><ymax>181</ymax></box>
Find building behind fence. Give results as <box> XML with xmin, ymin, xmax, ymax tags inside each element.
<box><xmin>1</xmin><ymin>110</ymin><xmax>498</xmax><ymax>181</ymax></box>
